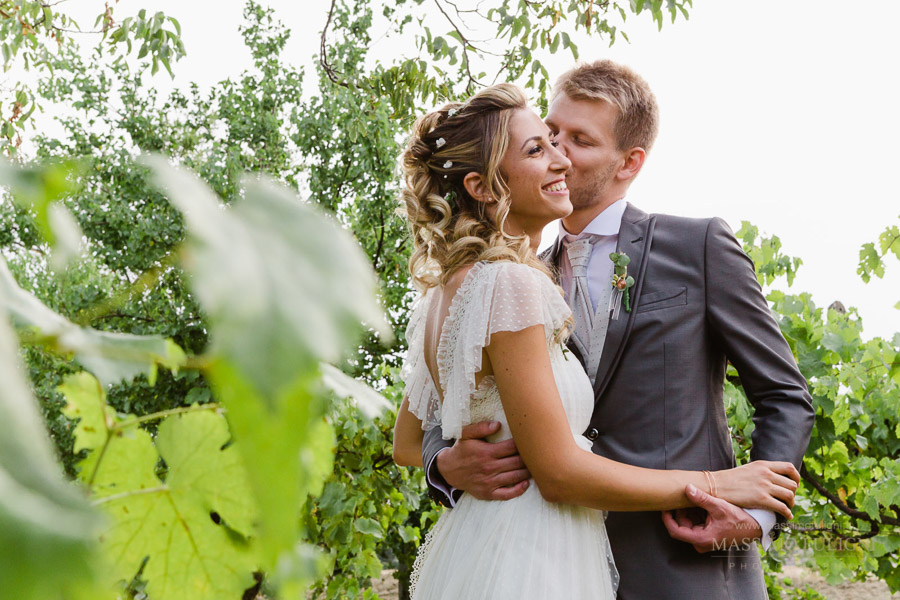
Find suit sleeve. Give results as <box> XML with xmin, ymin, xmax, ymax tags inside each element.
<box><xmin>704</xmin><ymin>218</ymin><xmax>815</xmax><ymax>468</ymax></box>
<box><xmin>422</xmin><ymin>421</ymin><xmax>458</xmax><ymax>507</ymax></box>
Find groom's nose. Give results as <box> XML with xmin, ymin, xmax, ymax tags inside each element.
<box><xmin>554</xmin><ymin>134</ymin><xmax>571</xmax><ymax>158</ymax></box>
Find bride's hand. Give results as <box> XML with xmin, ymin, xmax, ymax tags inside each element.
<box><xmin>713</xmin><ymin>461</ymin><xmax>800</xmax><ymax>520</ymax></box>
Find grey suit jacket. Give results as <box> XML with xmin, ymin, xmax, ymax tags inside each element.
<box><xmin>421</xmin><ymin>204</ymin><xmax>815</xmax><ymax>599</ymax></box>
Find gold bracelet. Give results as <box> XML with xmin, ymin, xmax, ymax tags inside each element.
<box><xmin>702</xmin><ymin>470</ymin><xmax>715</xmax><ymax>497</ymax></box>
<box><xmin>709</xmin><ymin>471</ymin><xmax>718</xmax><ymax>497</ymax></box>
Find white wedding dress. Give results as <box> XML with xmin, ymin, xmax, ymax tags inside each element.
<box><xmin>403</xmin><ymin>261</ymin><xmax>618</xmax><ymax>600</ymax></box>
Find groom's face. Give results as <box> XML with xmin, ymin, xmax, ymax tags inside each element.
<box><xmin>545</xmin><ymin>94</ymin><xmax>625</xmax><ymax>211</ymax></box>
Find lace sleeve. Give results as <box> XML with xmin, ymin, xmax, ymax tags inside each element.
<box><xmin>436</xmin><ymin>261</ymin><xmax>572</xmax><ymax>439</ymax></box>
<box><xmin>401</xmin><ymin>288</ymin><xmax>442</xmax><ymax>430</ymax></box>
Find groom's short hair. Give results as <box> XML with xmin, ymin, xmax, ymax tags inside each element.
<box><xmin>553</xmin><ymin>60</ymin><xmax>659</xmax><ymax>152</ymax></box>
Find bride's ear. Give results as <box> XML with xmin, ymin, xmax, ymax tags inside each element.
<box><xmin>463</xmin><ymin>172</ymin><xmax>492</xmax><ymax>204</ymax></box>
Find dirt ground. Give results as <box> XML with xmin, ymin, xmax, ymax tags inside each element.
<box><xmin>368</xmin><ymin>567</ymin><xmax>899</xmax><ymax>600</ymax></box>
<box><xmin>777</xmin><ymin>566</ymin><xmax>898</xmax><ymax>600</ymax></box>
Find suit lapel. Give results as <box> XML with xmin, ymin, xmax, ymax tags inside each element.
<box><xmin>593</xmin><ymin>204</ymin><xmax>655</xmax><ymax>399</ymax></box>
<box><xmin>539</xmin><ymin>236</ymin><xmax>563</xmax><ymax>271</ymax></box>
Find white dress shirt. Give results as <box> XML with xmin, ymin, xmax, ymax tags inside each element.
<box><xmin>428</xmin><ymin>198</ymin><xmax>776</xmax><ymax>549</ymax></box>
<box><xmin>557</xmin><ymin>199</ymin><xmax>628</xmax><ymax>311</ymax></box>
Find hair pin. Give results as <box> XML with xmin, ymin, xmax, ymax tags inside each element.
<box><xmin>447</xmin><ymin>108</ymin><xmax>458</xmax><ymax>117</ymax></box>
<box><xmin>435</xmin><ymin>138</ymin><xmax>446</xmax><ymax>148</ymax></box>
<box><xmin>443</xmin><ymin>160</ymin><xmax>453</xmax><ymax>169</ymax></box>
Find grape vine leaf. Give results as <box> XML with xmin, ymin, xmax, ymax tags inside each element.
<box><xmin>0</xmin><ymin>302</ymin><xmax>103</xmax><ymax>599</ymax></box>
<box><xmin>0</xmin><ymin>258</ymin><xmax>186</xmax><ymax>385</ymax></box>
<box><xmin>143</xmin><ymin>156</ymin><xmax>389</xmax><ymax>579</ymax></box>
<box><xmin>204</xmin><ymin>359</ymin><xmax>325</xmax><ymax>571</ymax></box>
<box><xmin>143</xmin><ymin>155</ymin><xmax>390</xmax><ymax>399</ymax></box>
<box><xmin>62</xmin><ymin>373</ymin><xmax>259</xmax><ymax>600</ymax></box>
<box><xmin>59</xmin><ymin>372</ymin><xmax>116</xmax><ymax>483</ymax></box>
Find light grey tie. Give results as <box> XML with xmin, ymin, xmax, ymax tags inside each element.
<box><xmin>565</xmin><ymin>236</ymin><xmax>611</xmax><ymax>383</ymax></box>
<box><xmin>565</xmin><ymin>237</ymin><xmax>596</xmax><ymax>361</ymax></box>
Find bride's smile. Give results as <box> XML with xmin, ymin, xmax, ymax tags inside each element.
<box><xmin>494</xmin><ymin>109</ymin><xmax>573</xmax><ymax>245</ymax></box>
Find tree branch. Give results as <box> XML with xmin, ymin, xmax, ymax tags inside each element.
<box><xmin>75</xmin><ymin>250</ymin><xmax>180</xmax><ymax>326</ymax></box>
<box><xmin>93</xmin><ymin>311</ymin><xmax>157</xmax><ymax>324</ymax></box>
<box><xmin>801</xmin><ymin>462</ymin><xmax>900</xmax><ymax>527</ymax></box>
<box><xmin>320</xmin><ymin>0</ymin><xmax>350</xmax><ymax>88</ymax></box>
<box><xmin>786</xmin><ymin>521</ymin><xmax>880</xmax><ymax>542</ymax></box>
<box><xmin>372</xmin><ymin>209</ymin><xmax>385</xmax><ymax>273</ymax></box>
<box><xmin>432</xmin><ymin>0</ymin><xmax>483</xmax><ymax>94</ymax></box>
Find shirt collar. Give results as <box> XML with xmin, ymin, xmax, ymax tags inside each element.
<box><xmin>557</xmin><ymin>199</ymin><xmax>628</xmax><ymax>248</ymax></box>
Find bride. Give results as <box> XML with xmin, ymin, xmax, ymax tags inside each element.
<box><xmin>392</xmin><ymin>83</ymin><xmax>798</xmax><ymax>600</ymax></box>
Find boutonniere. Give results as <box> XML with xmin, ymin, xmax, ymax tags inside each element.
<box><xmin>608</xmin><ymin>252</ymin><xmax>634</xmax><ymax>320</ymax></box>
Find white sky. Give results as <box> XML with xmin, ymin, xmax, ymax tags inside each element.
<box><xmin>45</xmin><ymin>1</ymin><xmax>900</xmax><ymax>340</ymax></box>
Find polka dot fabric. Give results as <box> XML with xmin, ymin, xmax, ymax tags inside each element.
<box><xmin>405</xmin><ymin>261</ymin><xmax>571</xmax><ymax>439</ymax></box>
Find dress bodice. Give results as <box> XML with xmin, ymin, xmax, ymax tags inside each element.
<box><xmin>403</xmin><ymin>261</ymin><xmax>596</xmax><ymax>451</ymax></box>
<box><xmin>468</xmin><ymin>352</ymin><xmax>595</xmax><ymax>452</ymax></box>
<box><xmin>403</xmin><ymin>261</ymin><xmax>618</xmax><ymax>600</ymax></box>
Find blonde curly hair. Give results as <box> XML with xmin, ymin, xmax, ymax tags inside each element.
<box><xmin>399</xmin><ymin>83</ymin><xmax>572</xmax><ymax>341</ymax></box>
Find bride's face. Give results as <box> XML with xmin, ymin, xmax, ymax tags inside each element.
<box><xmin>499</xmin><ymin>109</ymin><xmax>573</xmax><ymax>235</ymax></box>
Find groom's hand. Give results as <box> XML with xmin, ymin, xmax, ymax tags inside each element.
<box><xmin>662</xmin><ymin>484</ymin><xmax>763</xmax><ymax>553</ymax></box>
<box><xmin>436</xmin><ymin>420</ymin><xmax>531</xmax><ymax>501</ymax></box>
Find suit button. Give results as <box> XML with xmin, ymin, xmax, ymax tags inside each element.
<box><xmin>586</xmin><ymin>428</ymin><xmax>599</xmax><ymax>440</ymax></box>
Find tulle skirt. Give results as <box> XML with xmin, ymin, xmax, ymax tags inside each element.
<box><xmin>409</xmin><ymin>478</ymin><xmax>619</xmax><ymax>600</ymax></box>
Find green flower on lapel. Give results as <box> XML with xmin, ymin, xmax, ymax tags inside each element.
<box><xmin>609</xmin><ymin>252</ymin><xmax>635</xmax><ymax>317</ymax></box>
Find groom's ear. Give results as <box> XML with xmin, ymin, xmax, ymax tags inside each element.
<box><xmin>616</xmin><ymin>147</ymin><xmax>647</xmax><ymax>182</ymax></box>
<box><xmin>463</xmin><ymin>172</ymin><xmax>492</xmax><ymax>204</ymax></box>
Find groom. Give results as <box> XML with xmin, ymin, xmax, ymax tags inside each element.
<box><xmin>420</xmin><ymin>60</ymin><xmax>815</xmax><ymax>599</ymax></box>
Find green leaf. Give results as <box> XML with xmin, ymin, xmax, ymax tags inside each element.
<box><xmin>0</xmin><ymin>304</ymin><xmax>102</xmax><ymax>600</ymax></box>
<box><xmin>860</xmin><ymin>493</ymin><xmax>881</xmax><ymax>521</ymax></box>
<box><xmin>0</xmin><ymin>258</ymin><xmax>186</xmax><ymax>386</ymax></box>
<box><xmin>821</xmin><ymin>332</ymin><xmax>845</xmax><ymax>354</ymax></box>
<box><xmin>0</xmin><ymin>159</ymin><xmax>81</xmax><ymax>247</ymax></box>
<box><xmin>203</xmin><ymin>360</ymin><xmax>323</xmax><ymax>573</ymax></box>
<box><xmin>858</xmin><ymin>242</ymin><xmax>884</xmax><ymax>282</ymax></box>
<box><xmin>301</xmin><ymin>416</ymin><xmax>336</xmax><ymax>500</ymax></box>
<box><xmin>878</xmin><ymin>225</ymin><xmax>899</xmax><ymax>256</ymax></box>
<box><xmin>94</xmin><ymin>411</ymin><xmax>257</xmax><ymax>600</ymax></box>
<box><xmin>353</xmin><ymin>517</ymin><xmax>383</xmax><ymax>539</ymax></box>
<box><xmin>399</xmin><ymin>526</ymin><xmax>417</xmax><ymax>544</ymax></box>
<box><xmin>59</xmin><ymin>372</ymin><xmax>115</xmax><ymax>482</ymax></box>
<box><xmin>46</xmin><ymin>202</ymin><xmax>85</xmax><ymax>271</ymax></box>
<box><xmin>320</xmin><ymin>363</ymin><xmax>390</xmax><ymax>418</ymax></box>
<box><xmin>872</xmin><ymin>475</ymin><xmax>900</xmax><ymax>509</ymax></box>
<box><xmin>143</xmin><ymin>156</ymin><xmax>389</xmax><ymax>400</ymax></box>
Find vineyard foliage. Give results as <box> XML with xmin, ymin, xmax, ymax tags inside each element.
<box><xmin>729</xmin><ymin>223</ymin><xmax>900</xmax><ymax>592</ymax></box>
<box><xmin>1</xmin><ymin>1</ymin><xmax>898</xmax><ymax>599</ymax></box>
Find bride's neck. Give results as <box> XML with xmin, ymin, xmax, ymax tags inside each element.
<box><xmin>501</xmin><ymin>218</ymin><xmax>543</xmax><ymax>252</ymax></box>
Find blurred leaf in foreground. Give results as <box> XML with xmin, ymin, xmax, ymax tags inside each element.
<box><xmin>0</xmin><ymin>258</ymin><xmax>185</xmax><ymax>386</ymax></box>
<box><xmin>144</xmin><ymin>156</ymin><xmax>389</xmax><ymax>583</ymax></box>
<box><xmin>320</xmin><ymin>362</ymin><xmax>391</xmax><ymax>419</ymax></box>
<box><xmin>0</xmin><ymin>299</ymin><xmax>102</xmax><ymax>599</ymax></box>
<box><xmin>0</xmin><ymin>160</ymin><xmax>87</xmax><ymax>271</ymax></box>
<box><xmin>144</xmin><ymin>155</ymin><xmax>389</xmax><ymax>398</ymax></box>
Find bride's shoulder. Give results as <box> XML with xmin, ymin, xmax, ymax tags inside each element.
<box><xmin>469</xmin><ymin>259</ymin><xmax>548</xmax><ymax>281</ymax></box>
<box><xmin>453</xmin><ymin>261</ymin><xmax>559</xmax><ymax>311</ymax></box>
<box><xmin>482</xmin><ymin>260</ymin><xmax>558</xmax><ymax>291</ymax></box>
<box><xmin>443</xmin><ymin>260</ymin><xmax>546</xmax><ymax>297</ymax></box>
